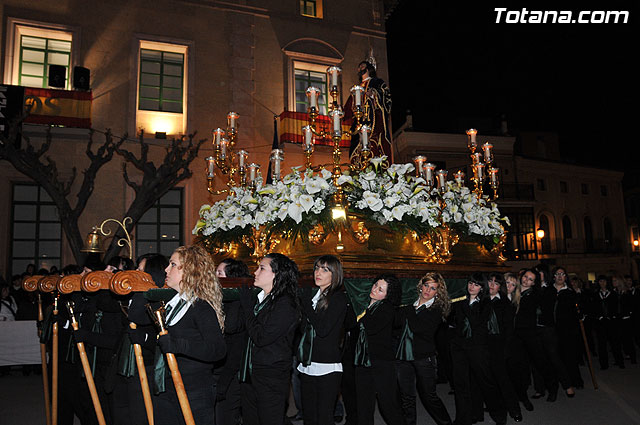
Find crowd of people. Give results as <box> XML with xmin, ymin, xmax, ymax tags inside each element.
<box><xmin>2</xmin><ymin>252</ymin><xmax>640</xmax><ymax>425</ymax></box>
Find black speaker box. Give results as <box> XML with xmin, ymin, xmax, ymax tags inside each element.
<box><xmin>48</xmin><ymin>64</ymin><xmax>66</xmax><ymax>88</ymax></box>
<box><xmin>73</xmin><ymin>66</ymin><xmax>90</xmax><ymax>91</ymax></box>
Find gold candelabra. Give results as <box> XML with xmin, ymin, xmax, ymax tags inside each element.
<box><xmin>466</xmin><ymin>128</ymin><xmax>500</xmax><ymax>201</ymax></box>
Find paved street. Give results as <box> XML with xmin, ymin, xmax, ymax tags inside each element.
<box><xmin>2</xmin><ymin>363</ymin><xmax>640</xmax><ymax>425</ymax></box>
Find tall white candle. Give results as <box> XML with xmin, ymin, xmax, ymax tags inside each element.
<box><xmin>206</xmin><ymin>156</ymin><xmax>215</xmax><ymax>178</ymax></box>
<box><xmin>351</xmin><ymin>85</ymin><xmax>364</xmax><ymax>107</ymax></box>
<box><xmin>482</xmin><ymin>142</ymin><xmax>493</xmax><ymax>163</ymax></box>
<box><xmin>437</xmin><ymin>170</ymin><xmax>448</xmax><ymax>192</ymax></box>
<box><xmin>425</xmin><ymin>163</ymin><xmax>436</xmax><ymax>187</ymax></box>
<box><xmin>238</xmin><ymin>150</ymin><xmax>248</xmax><ymax>170</ymax></box>
<box><xmin>360</xmin><ymin>125</ymin><xmax>371</xmax><ymax>151</ymax></box>
<box><xmin>302</xmin><ymin>125</ymin><xmax>313</xmax><ymax>151</ymax></box>
<box><xmin>476</xmin><ymin>163</ymin><xmax>485</xmax><ymax>181</ymax></box>
<box><xmin>227</xmin><ymin>112</ymin><xmax>239</xmax><ymax>130</ymax></box>
<box><xmin>306</xmin><ymin>87</ymin><xmax>320</xmax><ymax>109</ymax></box>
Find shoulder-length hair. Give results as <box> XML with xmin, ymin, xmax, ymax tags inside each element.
<box><xmin>313</xmin><ymin>255</ymin><xmax>344</xmax><ymax>311</ymax></box>
<box><xmin>418</xmin><ymin>272</ymin><xmax>451</xmax><ymax>318</ymax></box>
<box><xmin>174</xmin><ymin>245</ymin><xmax>225</xmax><ymax>331</ymax></box>
<box><xmin>504</xmin><ymin>272</ymin><xmax>521</xmax><ymax>306</ymax></box>
<box><xmin>139</xmin><ymin>253</ymin><xmax>169</xmax><ymax>288</ymax></box>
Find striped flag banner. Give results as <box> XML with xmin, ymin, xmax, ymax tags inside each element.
<box><xmin>24</xmin><ymin>87</ymin><xmax>92</xmax><ymax>128</ymax></box>
<box><xmin>279</xmin><ymin>110</ymin><xmax>351</xmax><ymax>148</ymax></box>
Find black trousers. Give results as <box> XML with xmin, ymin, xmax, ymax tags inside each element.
<box><xmin>538</xmin><ymin>326</ymin><xmax>572</xmax><ymax>391</ymax></box>
<box><xmin>595</xmin><ymin>318</ymin><xmax>624</xmax><ymax>368</ymax></box>
<box><xmin>215</xmin><ymin>373</ymin><xmax>242</xmax><ymax>425</ymax></box>
<box><xmin>450</xmin><ymin>340</ymin><xmax>506</xmax><ymax>425</ymax></box>
<box><xmin>396</xmin><ymin>357</ymin><xmax>452</xmax><ymax>425</ymax></box>
<box><xmin>354</xmin><ymin>360</ymin><xmax>405</xmax><ymax>425</ymax></box>
<box><xmin>487</xmin><ymin>341</ymin><xmax>521</xmax><ymax>418</ymax></box>
<box><xmin>515</xmin><ymin>329</ymin><xmax>557</xmax><ymax>395</ymax></box>
<box><xmin>241</xmin><ymin>368</ymin><xmax>290</xmax><ymax>425</ymax></box>
<box><xmin>621</xmin><ymin>317</ymin><xmax>637</xmax><ymax>363</ymax></box>
<box><xmin>556</xmin><ymin>326</ymin><xmax>584</xmax><ymax>388</ymax></box>
<box><xmin>505</xmin><ymin>336</ymin><xmax>531</xmax><ymax>404</ymax></box>
<box><xmin>154</xmin><ymin>384</ymin><xmax>215</xmax><ymax>425</ymax></box>
<box><xmin>300</xmin><ymin>371</ymin><xmax>342</xmax><ymax>425</ymax></box>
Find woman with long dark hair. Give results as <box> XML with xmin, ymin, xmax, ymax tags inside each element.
<box><xmin>354</xmin><ymin>273</ymin><xmax>405</xmax><ymax>425</ymax></box>
<box><xmin>238</xmin><ymin>253</ymin><xmax>301</xmax><ymax>425</ymax></box>
<box><xmin>396</xmin><ymin>272</ymin><xmax>452</xmax><ymax>425</ymax></box>
<box><xmin>153</xmin><ymin>245</ymin><xmax>226</xmax><ymax>425</ymax></box>
<box><xmin>449</xmin><ymin>272</ymin><xmax>506</xmax><ymax>425</ymax></box>
<box><xmin>296</xmin><ymin>255</ymin><xmax>348</xmax><ymax>425</ymax></box>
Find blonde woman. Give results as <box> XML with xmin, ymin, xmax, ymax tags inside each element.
<box><xmin>154</xmin><ymin>245</ymin><xmax>227</xmax><ymax>425</ymax></box>
<box><xmin>396</xmin><ymin>272</ymin><xmax>453</xmax><ymax>425</ymax></box>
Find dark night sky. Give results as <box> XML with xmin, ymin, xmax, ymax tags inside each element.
<box><xmin>385</xmin><ymin>0</ymin><xmax>636</xmax><ymax>171</ymax></box>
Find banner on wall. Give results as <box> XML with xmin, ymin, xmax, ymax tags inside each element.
<box><xmin>279</xmin><ymin>110</ymin><xmax>351</xmax><ymax>148</ymax></box>
<box><xmin>0</xmin><ymin>84</ymin><xmax>92</xmax><ymax>134</ymax></box>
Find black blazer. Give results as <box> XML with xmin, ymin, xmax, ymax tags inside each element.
<box><xmin>452</xmin><ymin>296</ymin><xmax>492</xmax><ymax>346</ymax></box>
<box><xmin>359</xmin><ymin>300</ymin><xmax>397</xmax><ymax>363</ymax></box>
<box><xmin>514</xmin><ymin>287</ymin><xmax>542</xmax><ymax>331</ymax></box>
<box><xmin>489</xmin><ymin>295</ymin><xmax>514</xmax><ymax>344</ymax></box>
<box><xmin>398</xmin><ymin>303</ymin><xmax>443</xmax><ymax>358</ymax></box>
<box><xmin>302</xmin><ymin>291</ymin><xmax>348</xmax><ymax>364</ymax></box>
<box><xmin>245</xmin><ymin>294</ymin><xmax>299</xmax><ymax>372</ymax></box>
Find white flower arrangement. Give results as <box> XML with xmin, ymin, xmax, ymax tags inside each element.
<box><xmin>193</xmin><ymin>157</ymin><xmax>509</xmax><ymax>247</ymax></box>
<box><xmin>193</xmin><ymin>167</ymin><xmax>335</xmax><ymax>240</ymax></box>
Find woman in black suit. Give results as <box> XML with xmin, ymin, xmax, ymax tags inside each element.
<box><xmin>297</xmin><ymin>255</ymin><xmax>348</xmax><ymax>425</ymax></box>
<box><xmin>449</xmin><ymin>273</ymin><xmax>506</xmax><ymax>425</ymax></box>
<box><xmin>238</xmin><ymin>253</ymin><xmax>301</xmax><ymax>425</ymax></box>
<box><xmin>396</xmin><ymin>272</ymin><xmax>453</xmax><ymax>425</ymax></box>
<box><xmin>154</xmin><ymin>245</ymin><xmax>227</xmax><ymax>425</ymax></box>
<box><xmin>354</xmin><ymin>273</ymin><xmax>406</xmax><ymax>425</ymax></box>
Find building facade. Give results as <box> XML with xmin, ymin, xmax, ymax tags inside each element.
<box><xmin>394</xmin><ymin>123</ymin><xmax>631</xmax><ymax>282</ymax></box>
<box><xmin>0</xmin><ymin>0</ymin><xmax>390</xmax><ymax>275</ymax></box>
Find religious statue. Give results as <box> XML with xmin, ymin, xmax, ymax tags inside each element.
<box><xmin>343</xmin><ymin>60</ymin><xmax>392</xmax><ymax>165</ymax></box>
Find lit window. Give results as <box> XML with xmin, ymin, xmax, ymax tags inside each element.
<box><xmin>11</xmin><ymin>184</ymin><xmax>61</xmax><ymax>274</ymax></box>
<box><xmin>6</xmin><ymin>21</ymin><xmax>74</xmax><ymax>88</ymax></box>
<box><xmin>136</xmin><ymin>188</ymin><xmax>183</xmax><ymax>258</ymax></box>
<box><xmin>139</xmin><ymin>49</ymin><xmax>184</xmax><ymax>113</ymax></box>
<box><xmin>293</xmin><ymin>62</ymin><xmax>329</xmax><ymax>115</ymax></box>
<box><xmin>136</xmin><ymin>40</ymin><xmax>188</xmax><ymax>136</ymax></box>
<box><xmin>300</xmin><ymin>0</ymin><xmax>323</xmax><ymax>18</ymax></box>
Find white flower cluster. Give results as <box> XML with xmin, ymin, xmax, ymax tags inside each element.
<box><xmin>193</xmin><ymin>167</ymin><xmax>335</xmax><ymax>236</ymax></box>
<box><xmin>346</xmin><ymin>160</ymin><xmax>441</xmax><ymax>227</ymax></box>
<box><xmin>346</xmin><ymin>158</ymin><xmax>509</xmax><ymax>238</ymax></box>
<box><xmin>193</xmin><ymin>158</ymin><xmax>509</xmax><ymax>242</ymax></box>
<box><xmin>440</xmin><ymin>182</ymin><xmax>510</xmax><ymax>237</ymax></box>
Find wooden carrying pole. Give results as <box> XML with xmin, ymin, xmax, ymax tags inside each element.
<box><xmin>67</xmin><ymin>301</ymin><xmax>107</xmax><ymax>425</ymax></box>
<box><xmin>37</xmin><ymin>293</ymin><xmax>52</xmax><ymax>425</ymax></box>
<box><xmin>23</xmin><ymin>276</ymin><xmax>52</xmax><ymax>425</ymax></box>
<box><xmin>51</xmin><ymin>297</ymin><xmax>59</xmax><ymax>425</ymax></box>
<box><xmin>111</xmin><ymin>271</ymin><xmax>158</xmax><ymax>425</ymax></box>
<box><xmin>577</xmin><ymin>303</ymin><xmax>598</xmax><ymax>390</ymax></box>
<box><xmin>153</xmin><ymin>308</ymin><xmax>195</xmax><ymax>425</ymax></box>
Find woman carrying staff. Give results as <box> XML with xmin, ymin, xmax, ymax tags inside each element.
<box><xmin>238</xmin><ymin>253</ymin><xmax>301</xmax><ymax>425</ymax></box>
<box><xmin>296</xmin><ymin>255</ymin><xmax>348</xmax><ymax>425</ymax></box>
<box><xmin>354</xmin><ymin>273</ymin><xmax>405</xmax><ymax>425</ymax></box>
<box><xmin>396</xmin><ymin>272</ymin><xmax>452</xmax><ymax>425</ymax></box>
<box><xmin>154</xmin><ymin>245</ymin><xmax>226</xmax><ymax>425</ymax></box>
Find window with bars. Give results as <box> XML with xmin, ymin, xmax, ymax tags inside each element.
<box><xmin>138</xmin><ymin>49</ymin><xmax>184</xmax><ymax>113</ymax></box>
<box><xmin>294</xmin><ymin>67</ymin><xmax>328</xmax><ymax>115</ymax></box>
<box><xmin>300</xmin><ymin>0</ymin><xmax>323</xmax><ymax>18</ymax></box>
<box><xmin>11</xmin><ymin>184</ymin><xmax>62</xmax><ymax>275</ymax></box>
<box><xmin>501</xmin><ymin>207</ymin><xmax>537</xmax><ymax>261</ymax></box>
<box><xmin>19</xmin><ymin>35</ymin><xmax>71</xmax><ymax>88</ymax></box>
<box><xmin>135</xmin><ymin>188</ymin><xmax>183</xmax><ymax>258</ymax></box>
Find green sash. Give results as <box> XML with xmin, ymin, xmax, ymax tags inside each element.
<box><xmin>116</xmin><ymin>333</ymin><xmax>136</xmax><ymax>378</ymax></box>
<box><xmin>354</xmin><ymin>300</ymin><xmax>382</xmax><ymax>367</ymax></box>
<box><xmin>153</xmin><ymin>298</ymin><xmax>187</xmax><ymax>394</ymax></box>
<box><xmin>297</xmin><ymin>319</ymin><xmax>316</xmax><ymax>366</ymax></box>
<box><xmin>239</xmin><ymin>294</ymin><xmax>271</xmax><ymax>383</ymax></box>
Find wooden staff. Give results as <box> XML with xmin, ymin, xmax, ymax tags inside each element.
<box><xmin>23</xmin><ymin>276</ymin><xmax>51</xmax><ymax>425</ymax></box>
<box><xmin>577</xmin><ymin>303</ymin><xmax>598</xmax><ymax>390</ymax></box>
<box><xmin>67</xmin><ymin>301</ymin><xmax>107</xmax><ymax>425</ymax></box>
<box><xmin>38</xmin><ymin>293</ymin><xmax>52</xmax><ymax>425</ymax></box>
<box><xmin>51</xmin><ymin>295</ymin><xmax>59</xmax><ymax>425</ymax></box>
<box><xmin>150</xmin><ymin>306</ymin><xmax>195</xmax><ymax>425</ymax></box>
<box><xmin>111</xmin><ymin>271</ymin><xmax>157</xmax><ymax>425</ymax></box>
